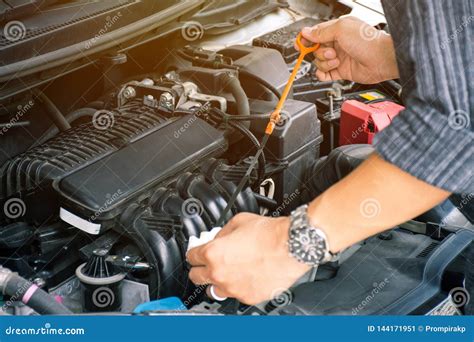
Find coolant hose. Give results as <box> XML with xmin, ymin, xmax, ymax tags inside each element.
<box><xmin>223</xmin><ymin>73</ymin><xmax>250</xmax><ymax>122</ymax></box>
<box><xmin>33</xmin><ymin>89</ymin><xmax>71</xmax><ymax>131</ymax></box>
<box><xmin>35</xmin><ymin>107</ymin><xmax>97</xmax><ymax>146</ymax></box>
<box><xmin>238</xmin><ymin>69</ymin><xmax>282</xmax><ymax>100</ymax></box>
<box><xmin>0</xmin><ymin>266</ymin><xmax>72</xmax><ymax>315</ymax></box>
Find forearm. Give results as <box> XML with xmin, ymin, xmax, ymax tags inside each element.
<box><xmin>307</xmin><ymin>153</ymin><xmax>450</xmax><ymax>253</ymax></box>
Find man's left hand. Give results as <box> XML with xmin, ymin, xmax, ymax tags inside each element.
<box><xmin>187</xmin><ymin>212</ymin><xmax>310</xmax><ymax>305</ymax></box>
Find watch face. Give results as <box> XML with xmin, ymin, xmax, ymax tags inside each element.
<box><xmin>289</xmin><ymin>226</ymin><xmax>327</xmax><ymax>265</ymax></box>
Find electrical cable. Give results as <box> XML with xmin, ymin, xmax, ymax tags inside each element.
<box><xmin>215</xmin><ymin>33</ymin><xmax>320</xmax><ymax>227</ymax></box>
<box><xmin>238</xmin><ymin>69</ymin><xmax>282</xmax><ymax>100</ymax></box>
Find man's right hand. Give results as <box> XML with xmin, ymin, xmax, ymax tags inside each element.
<box><xmin>297</xmin><ymin>17</ymin><xmax>399</xmax><ymax>84</ymax></box>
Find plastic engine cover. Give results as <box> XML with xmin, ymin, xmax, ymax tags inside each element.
<box><xmin>57</xmin><ymin>115</ymin><xmax>227</xmax><ymax>235</ymax></box>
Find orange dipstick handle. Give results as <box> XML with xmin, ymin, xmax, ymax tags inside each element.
<box><xmin>265</xmin><ymin>32</ymin><xmax>320</xmax><ymax>135</ymax></box>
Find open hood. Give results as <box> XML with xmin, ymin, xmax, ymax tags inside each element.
<box><xmin>0</xmin><ymin>0</ymin><xmax>289</xmax><ymax>100</ymax></box>
<box><xmin>0</xmin><ymin>1</ymin><xmax>204</xmax><ymax>82</ymax></box>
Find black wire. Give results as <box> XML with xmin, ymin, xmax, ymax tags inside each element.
<box><xmin>209</xmin><ymin>108</ymin><xmax>266</xmax><ymax>186</ymax></box>
<box><xmin>229</xmin><ymin>120</ymin><xmax>266</xmax><ymax>185</ymax></box>
<box><xmin>238</xmin><ymin>69</ymin><xmax>282</xmax><ymax>100</ymax></box>
<box><xmin>216</xmin><ymin>134</ymin><xmax>270</xmax><ymax>227</ymax></box>
<box><xmin>172</xmin><ymin>107</ymin><xmax>267</xmax><ymax>187</ymax></box>
<box><xmin>221</xmin><ymin>113</ymin><xmax>271</xmax><ymax>121</ymax></box>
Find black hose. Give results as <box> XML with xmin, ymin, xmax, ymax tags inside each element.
<box><xmin>2</xmin><ymin>271</ymin><xmax>72</xmax><ymax>315</ymax></box>
<box><xmin>35</xmin><ymin>107</ymin><xmax>97</xmax><ymax>146</ymax></box>
<box><xmin>253</xmin><ymin>193</ymin><xmax>278</xmax><ymax>211</ymax></box>
<box><xmin>33</xmin><ymin>89</ymin><xmax>71</xmax><ymax>131</ymax></box>
<box><xmin>222</xmin><ymin>73</ymin><xmax>250</xmax><ymax>120</ymax></box>
<box><xmin>238</xmin><ymin>69</ymin><xmax>282</xmax><ymax>100</ymax></box>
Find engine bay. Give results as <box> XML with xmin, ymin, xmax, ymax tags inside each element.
<box><xmin>0</xmin><ymin>3</ymin><xmax>472</xmax><ymax>316</ymax></box>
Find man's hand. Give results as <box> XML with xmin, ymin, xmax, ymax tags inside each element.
<box><xmin>187</xmin><ymin>213</ymin><xmax>310</xmax><ymax>305</ymax></box>
<box><xmin>297</xmin><ymin>17</ymin><xmax>399</xmax><ymax>84</ymax></box>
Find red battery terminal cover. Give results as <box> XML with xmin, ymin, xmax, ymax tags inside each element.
<box><xmin>339</xmin><ymin>100</ymin><xmax>405</xmax><ymax>145</ymax></box>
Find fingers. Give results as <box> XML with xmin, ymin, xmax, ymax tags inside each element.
<box><xmin>315</xmin><ymin>57</ymin><xmax>340</xmax><ymax>72</ymax></box>
<box><xmin>301</xmin><ymin>20</ymin><xmax>339</xmax><ymax>44</ymax></box>
<box><xmin>189</xmin><ymin>266</ymin><xmax>211</xmax><ymax>285</ymax></box>
<box><xmin>296</xmin><ymin>24</ymin><xmax>340</xmax><ymax>74</ymax></box>
<box><xmin>188</xmin><ymin>214</ymin><xmax>253</xmax><ymax>270</ymax></box>
<box><xmin>314</xmin><ymin>46</ymin><xmax>336</xmax><ymax>61</ymax></box>
<box><xmin>315</xmin><ymin>69</ymin><xmax>342</xmax><ymax>82</ymax></box>
<box><xmin>216</xmin><ymin>212</ymin><xmax>255</xmax><ymax>238</ymax></box>
<box><xmin>186</xmin><ymin>244</ymin><xmax>208</xmax><ymax>266</ymax></box>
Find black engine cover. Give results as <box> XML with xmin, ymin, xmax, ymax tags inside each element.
<box><xmin>0</xmin><ymin>101</ymin><xmax>170</xmax><ymax>225</ymax></box>
<box><xmin>57</xmin><ymin>115</ymin><xmax>227</xmax><ymax>234</ymax></box>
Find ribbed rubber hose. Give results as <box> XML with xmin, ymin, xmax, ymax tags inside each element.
<box><xmin>3</xmin><ymin>273</ymin><xmax>72</xmax><ymax>315</ymax></box>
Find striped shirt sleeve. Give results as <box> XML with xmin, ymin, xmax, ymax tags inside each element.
<box><xmin>373</xmin><ymin>0</ymin><xmax>474</xmax><ymax>194</ymax></box>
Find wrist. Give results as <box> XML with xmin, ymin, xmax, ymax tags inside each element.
<box><xmin>307</xmin><ymin>196</ymin><xmax>343</xmax><ymax>254</ymax></box>
<box><xmin>377</xmin><ymin>33</ymin><xmax>399</xmax><ymax>80</ymax></box>
<box><xmin>275</xmin><ymin>216</ymin><xmax>312</xmax><ymax>272</ymax></box>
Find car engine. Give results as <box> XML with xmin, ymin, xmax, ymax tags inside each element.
<box><xmin>0</xmin><ymin>1</ymin><xmax>471</xmax><ymax>316</ymax></box>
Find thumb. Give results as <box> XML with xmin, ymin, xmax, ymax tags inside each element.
<box><xmin>301</xmin><ymin>20</ymin><xmax>339</xmax><ymax>44</ymax></box>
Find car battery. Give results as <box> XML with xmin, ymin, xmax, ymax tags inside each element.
<box><xmin>316</xmin><ymin>89</ymin><xmax>394</xmax><ymax>155</ymax></box>
<box><xmin>339</xmin><ymin>98</ymin><xmax>404</xmax><ymax>145</ymax></box>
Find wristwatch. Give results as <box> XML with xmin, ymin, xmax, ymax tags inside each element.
<box><xmin>288</xmin><ymin>204</ymin><xmax>339</xmax><ymax>266</ymax></box>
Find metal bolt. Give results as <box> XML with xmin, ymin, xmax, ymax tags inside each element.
<box><xmin>123</xmin><ymin>86</ymin><xmax>136</xmax><ymax>100</ymax></box>
<box><xmin>33</xmin><ymin>278</ymin><xmax>46</xmax><ymax>288</ymax></box>
<box><xmin>140</xmin><ymin>78</ymin><xmax>154</xmax><ymax>86</ymax></box>
<box><xmin>159</xmin><ymin>92</ymin><xmax>175</xmax><ymax>111</ymax></box>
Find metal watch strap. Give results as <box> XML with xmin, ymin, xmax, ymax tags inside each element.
<box><xmin>288</xmin><ymin>204</ymin><xmax>338</xmax><ymax>266</ymax></box>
